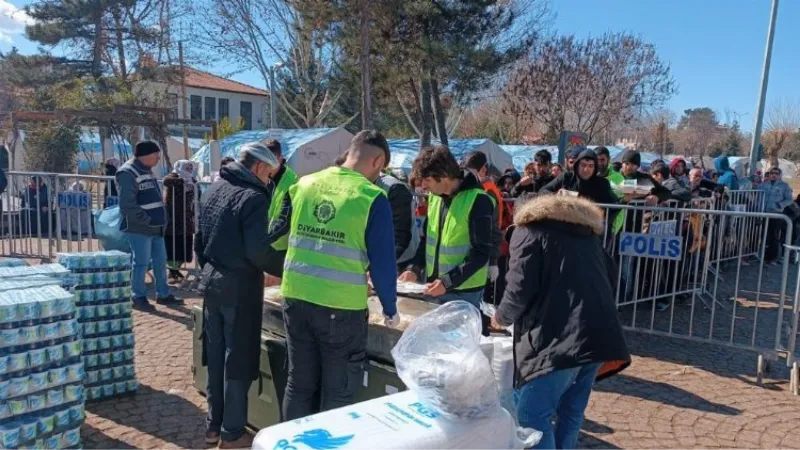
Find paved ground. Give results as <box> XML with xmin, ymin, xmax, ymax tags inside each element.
<box><xmin>79</xmin><ymin>287</ymin><xmax>800</xmax><ymax>450</ymax></box>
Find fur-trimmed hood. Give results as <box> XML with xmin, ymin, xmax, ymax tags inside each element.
<box><xmin>514</xmin><ymin>194</ymin><xmax>605</xmax><ymax>235</ymax></box>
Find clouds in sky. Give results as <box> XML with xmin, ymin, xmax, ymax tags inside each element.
<box><xmin>0</xmin><ymin>0</ymin><xmax>33</xmax><ymax>44</ymax></box>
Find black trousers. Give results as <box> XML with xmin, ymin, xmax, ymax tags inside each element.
<box><xmin>765</xmin><ymin>218</ymin><xmax>786</xmax><ymax>262</ymax></box>
<box><xmin>282</xmin><ymin>298</ymin><xmax>368</xmax><ymax>421</ymax></box>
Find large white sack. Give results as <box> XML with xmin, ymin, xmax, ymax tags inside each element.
<box><xmin>253</xmin><ymin>390</ymin><xmax>537</xmax><ymax>450</ymax></box>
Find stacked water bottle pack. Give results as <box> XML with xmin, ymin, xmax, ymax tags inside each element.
<box><xmin>56</xmin><ymin>252</ymin><xmax>138</xmax><ymax>401</ymax></box>
<box><xmin>0</xmin><ymin>284</ymin><xmax>86</xmax><ymax>449</ymax></box>
<box><xmin>0</xmin><ymin>259</ymin><xmax>27</xmax><ymax>268</ymax></box>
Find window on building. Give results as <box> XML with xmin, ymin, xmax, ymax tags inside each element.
<box><xmin>218</xmin><ymin>98</ymin><xmax>230</xmax><ymax>121</ymax></box>
<box><xmin>190</xmin><ymin>95</ymin><xmax>202</xmax><ymax>120</ymax></box>
<box><xmin>166</xmin><ymin>93</ymin><xmax>179</xmax><ymax>119</ymax></box>
<box><xmin>240</xmin><ymin>101</ymin><xmax>253</xmax><ymax>130</ymax></box>
<box><xmin>204</xmin><ymin>97</ymin><xmax>216</xmax><ymax>121</ymax></box>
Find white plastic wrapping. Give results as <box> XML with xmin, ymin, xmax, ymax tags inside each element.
<box><xmin>391</xmin><ymin>301</ymin><xmax>501</xmax><ymax>420</ymax></box>
<box><xmin>253</xmin><ymin>390</ymin><xmax>536</xmax><ymax>450</ymax></box>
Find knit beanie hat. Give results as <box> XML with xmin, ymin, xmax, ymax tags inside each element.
<box><xmin>621</xmin><ymin>150</ymin><xmax>641</xmax><ymax>166</ymax></box>
<box><xmin>135</xmin><ymin>140</ymin><xmax>161</xmax><ymax>157</ymax></box>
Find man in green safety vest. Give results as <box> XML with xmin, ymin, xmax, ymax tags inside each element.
<box><xmin>281</xmin><ymin>130</ymin><xmax>400</xmax><ymax>420</ymax></box>
<box><xmin>262</xmin><ymin>139</ymin><xmax>298</xmax><ymax>279</ymax></box>
<box><xmin>398</xmin><ymin>145</ymin><xmax>495</xmax><ymax>309</ymax></box>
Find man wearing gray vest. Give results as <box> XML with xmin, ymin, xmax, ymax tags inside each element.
<box><xmin>376</xmin><ymin>172</ymin><xmax>419</xmax><ymax>269</ymax></box>
<box><xmin>117</xmin><ymin>141</ymin><xmax>181</xmax><ymax>310</ymax></box>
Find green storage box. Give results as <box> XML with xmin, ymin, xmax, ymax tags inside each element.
<box><xmin>192</xmin><ymin>305</ymin><xmax>407</xmax><ymax>431</ymax></box>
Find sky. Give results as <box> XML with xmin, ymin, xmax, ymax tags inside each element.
<box><xmin>1</xmin><ymin>0</ymin><xmax>798</xmax><ymax>131</ymax></box>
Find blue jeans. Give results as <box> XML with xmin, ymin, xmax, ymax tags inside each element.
<box><xmin>126</xmin><ymin>233</ymin><xmax>170</xmax><ymax>299</ymax></box>
<box><xmin>204</xmin><ymin>303</ymin><xmax>251</xmax><ymax>442</ymax></box>
<box><xmin>514</xmin><ymin>363</ymin><xmax>603</xmax><ymax>449</ymax></box>
<box><xmin>425</xmin><ymin>289</ymin><xmax>484</xmax><ymax>310</ymax></box>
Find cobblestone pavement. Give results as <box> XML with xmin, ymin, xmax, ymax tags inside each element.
<box><xmin>80</xmin><ymin>285</ymin><xmax>800</xmax><ymax>450</ymax></box>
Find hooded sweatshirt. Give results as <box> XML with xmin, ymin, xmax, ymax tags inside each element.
<box><xmin>410</xmin><ymin>170</ymin><xmax>495</xmax><ymax>293</ymax></box>
<box><xmin>539</xmin><ymin>149</ymin><xmax>618</xmax><ymax>205</ymax></box>
<box><xmin>714</xmin><ymin>156</ymin><xmax>739</xmax><ymax>191</ymax></box>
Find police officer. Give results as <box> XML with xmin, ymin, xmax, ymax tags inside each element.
<box><xmin>281</xmin><ymin>130</ymin><xmax>400</xmax><ymax>420</ymax></box>
<box><xmin>116</xmin><ymin>141</ymin><xmax>181</xmax><ymax>310</ymax></box>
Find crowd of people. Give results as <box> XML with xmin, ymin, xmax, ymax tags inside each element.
<box><xmin>19</xmin><ymin>133</ymin><xmax>794</xmax><ymax>450</ymax></box>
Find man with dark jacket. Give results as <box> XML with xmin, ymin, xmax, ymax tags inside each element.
<box><xmin>195</xmin><ymin>143</ymin><xmax>281</xmax><ymax>448</ymax></box>
<box><xmin>540</xmin><ymin>148</ymin><xmax>618</xmax><ymax>205</ymax></box>
<box><xmin>650</xmin><ymin>161</ymin><xmax>691</xmax><ymax>204</ymax></box>
<box><xmin>377</xmin><ymin>171</ymin><xmax>418</xmax><ymax>269</ymax></box>
<box><xmin>399</xmin><ymin>146</ymin><xmax>494</xmax><ymax>309</ymax></box>
<box><xmin>116</xmin><ymin>141</ymin><xmax>181</xmax><ymax>310</ymax></box>
<box><xmin>512</xmin><ymin>149</ymin><xmax>554</xmax><ymax>197</ymax></box>
<box><xmin>618</xmin><ymin>150</ymin><xmax>671</xmax><ymax>206</ymax></box>
<box><xmin>491</xmin><ymin>194</ymin><xmax>630</xmax><ymax>450</ymax></box>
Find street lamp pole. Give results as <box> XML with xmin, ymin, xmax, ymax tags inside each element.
<box><xmin>269</xmin><ymin>67</ymin><xmax>277</xmax><ymax>129</ymax></box>
<box><xmin>748</xmin><ymin>0</ymin><xmax>780</xmax><ymax>175</ymax></box>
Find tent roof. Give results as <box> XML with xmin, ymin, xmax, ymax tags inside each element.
<box><xmin>387</xmin><ymin>138</ymin><xmax>513</xmax><ymax>172</ymax></box>
<box><xmin>192</xmin><ymin>128</ymin><xmax>340</xmax><ymax>163</ymax></box>
<box><xmin>168</xmin><ymin>135</ymin><xmax>206</xmax><ymax>152</ymax></box>
<box><xmin>502</xmin><ymin>144</ymin><xmax>628</xmax><ymax>171</ymax></box>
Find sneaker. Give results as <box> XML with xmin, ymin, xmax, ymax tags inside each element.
<box><xmin>218</xmin><ymin>434</ymin><xmax>253</xmax><ymax>449</ymax></box>
<box><xmin>132</xmin><ymin>297</ymin><xmax>154</xmax><ymax>311</ymax></box>
<box><xmin>205</xmin><ymin>431</ymin><xmax>220</xmax><ymax>445</ymax></box>
<box><xmin>168</xmin><ymin>270</ymin><xmax>185</xmax><ymax>282</ymax></box>
<box><xmin>655</xmin><ymin>300</ymin><xmax>670</xmax><ymax>312</ymax></box>
<box><xmin>156</xmin><ymin>294</ymin><xmax>184</xmax><ymax>306</ymax></box>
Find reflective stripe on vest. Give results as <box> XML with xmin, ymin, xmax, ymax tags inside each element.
<box><xmin>269</xmin><ymin>165</ymin><xmax>299</xmax><ymax>251</ymax></box>
<box><xmin>118</xmin><ymin>161</ymin><xmax>166</xmax><ymax>231</ymax></box>
<box><xmin>426</xmin><ymin>188</ymin><xmax>488</xmax><ymax>290</ymax></box>
<box><xmin>280</xmin><ymin>166</ymin><xmax>383</xmax><ymax>310</ymax></box>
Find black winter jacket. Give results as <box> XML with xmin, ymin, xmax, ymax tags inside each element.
<box><xmin>195</xmin><ymin>162</ymin><xmax>276</xmax><ymax>380</ymax></box>
<box><xmin>539</xmin><ymin>149</ymin><xmax>618</xmax><ymax>205</ymax></box>
<box><xmin>496</xmin><ymin>195</ymin><xmax>630</xmax><ymax>388</ymax></box>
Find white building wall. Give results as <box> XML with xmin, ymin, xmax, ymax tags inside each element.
<box><xmin>173</xmin><ymin>86</ymin><xmax>268</xmax><ymax>130</ymax></box>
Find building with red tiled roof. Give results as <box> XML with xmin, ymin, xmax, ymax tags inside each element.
<box><xmin>182</xmin><ymin>67</ymin><xmax>269</xmax><ymax>96</ymax></box>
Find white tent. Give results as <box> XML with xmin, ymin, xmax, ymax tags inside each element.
<box><xmin>388</xmin><ymin>138</ymin><xmax>514</xmax><ymax>174</ymax></box>
<box><xmin>192</xmin><ymin>128</ymin><xmax>354</xmax><ymax>177</ymax></box>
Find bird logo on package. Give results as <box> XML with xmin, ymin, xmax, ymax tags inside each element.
<box><xmin>273</xmin><ymin>429</ymin><xmax>355</xmax><ymax>450</ymax></box>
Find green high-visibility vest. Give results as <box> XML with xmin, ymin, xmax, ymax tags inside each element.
<box><xmin>280</xmin><ymin>166</ymin><xmax>384</xmax><ymax>310</ymax></box>
<box><xmin>426</xmin><ymin>188</ymin><xmax>488</xmax><ymax>290</ymax></box>
<box><xmin>605</xmin><ymin>168</ymin><xmax>626</xmax><ymax>234</ymax></box>
<box><xmin>268</xmin><ymin>165</ymin><xmax>299</xmax><ymax>251</ymax></box>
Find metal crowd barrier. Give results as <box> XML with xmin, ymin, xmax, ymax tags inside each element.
<box><xmin>598</xmin><ymin>202</ymin><xmax>797</xmax><ymax>379</ymax></box>
<box><xmin>0</xmin><ymin>171</ymin><xmax>204</xmax><ymax>286</ymax></box>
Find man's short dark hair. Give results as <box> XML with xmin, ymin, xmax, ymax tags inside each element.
<box><xmin>771</xmin><ymin>166</ymin><xmax>782</xmax><ymax>174</ymax></box>
<box><xmin>595</xmin><ymin>146</ymin><xmax>610</xmax><ymax>158</ymax></box>
<box><xmin>266</xmin><ymin>139</ymin><xmax>282</xmax><ymax>157</ymax></box>
<box><xmin>534</xmin><ymin>149</ymin><xmax>552</xmax><ymax>165</ymax></box>
<box><xmin>350</xmin><ymin>130</ymin><xmax>390</xmax><ymax>162</ymax></box>
<box><xmin>220</xmin><ymin>156</ymin><xmax>235</xmax><ymax>166</ymax></box>
<box><xmin>334</xmin><ymin>151</ymin><xmax>347</xmax><ymax>166</ymax></box>
<box><xmin>462</xmin><ymin>151</ymin><xmax>488</xmax><ymax>171</ymax></box>
<box><xmin>412</xmin><ymin>145</ymin><xmax>461</xmax><ymax>182</ymax></box>
<box><xmin>650</xmin><ymin>161</ymin><xmax>670</xmax><ymax>180</ymax></box>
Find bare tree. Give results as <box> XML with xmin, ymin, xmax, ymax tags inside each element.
<box><xmin>193</xmin><ymin>0</ymin><xmax>342</xmax><ymax>128</ymax></box>
<box><xmin>503</xmin><ymin>32</ymin><xmax>677</xmax><ymax>143</ymax></box>
<box><xmin>763</xmin><ymin>98</ymin><xmax>800</xmax><ymax>166</ymax></box>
